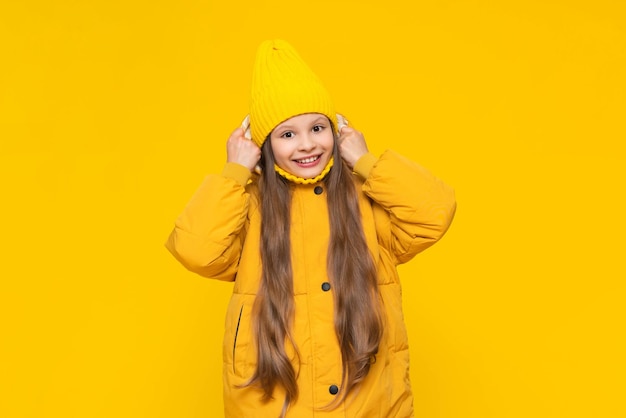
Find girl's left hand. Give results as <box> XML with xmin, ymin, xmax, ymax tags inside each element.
<box><xmin>337</xmin><ymin>126</ymin><xmax>368</xmax><ymax>169</ymax></box>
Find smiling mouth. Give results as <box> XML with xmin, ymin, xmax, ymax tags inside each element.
<box><xmin>294</xmin><ymin>155</ymin><xmax>320</xmax><ymax>164</ymax></box>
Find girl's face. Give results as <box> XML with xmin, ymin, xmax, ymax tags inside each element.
<box><xmin>269</xmin><ymin>113</ymin><xmax>334</xmax><ymax>179</ymax></box>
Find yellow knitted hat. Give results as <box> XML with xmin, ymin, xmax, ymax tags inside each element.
<box><xmin>250</xmin><ymin>39</ymin><xmax>338</xmax><ymax>148</ymax></box>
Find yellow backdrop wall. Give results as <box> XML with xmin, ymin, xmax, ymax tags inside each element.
<box><xmin>1</xmin><ymin>1</ymin><xmax>624</xmax><ymax>417</ymax></box>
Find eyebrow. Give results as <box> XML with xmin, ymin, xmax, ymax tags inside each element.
<box><xmin>275</xmin><ymin>116</ymin><xmax>328</xmax><ymax>131</ymax></box>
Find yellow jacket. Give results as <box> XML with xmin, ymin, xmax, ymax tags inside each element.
<box><xmin>166</xmin><ymin>150</ymin><xmax>456</xmax><ymax>417</ymax></box>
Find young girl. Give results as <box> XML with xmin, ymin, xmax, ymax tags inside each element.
<box><xmin>166</xmin><ymin>39</ymin><xmax>456</xmax><ymax>418</ymax></box>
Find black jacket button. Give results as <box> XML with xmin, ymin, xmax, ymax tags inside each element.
<box><xmin>321</xmin><ymin>282</ymin><xmax>331</xmax><ymax>291</ymax></box>
<box><xmin>314</xmin><ymin>186</ymin><xmax>323</xmax><ymax>195</ymax></box>
<box><xmin>329</xmin><ymin>385</ymin><xmax>339</xmax><ymax>395</ymax></box>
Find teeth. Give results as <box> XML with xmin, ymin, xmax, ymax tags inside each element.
<box><xmin>297</xmin><ymin>156</ymin><xmax>319</xmax><ymax>164</ymax></box>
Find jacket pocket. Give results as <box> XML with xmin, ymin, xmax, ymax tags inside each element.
<box><xmin>224</xmin><ymin>294</ymin><xmax>254</xmax><ymax>380</ymax></box>
<box><xmin>232</xmin><ymin>304</ymin><xmax>244</xmax><ymax>375</ymax></box>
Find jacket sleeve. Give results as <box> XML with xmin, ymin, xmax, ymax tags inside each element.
<box><xmin>165</xmin><ymin>163</ymin><xmax>253</xmax><ymax>281</ymax></box>
<box><xmin>353</xmin><ymin>149</ymin><xmax>456</xmax><ymax>265</ymax></box>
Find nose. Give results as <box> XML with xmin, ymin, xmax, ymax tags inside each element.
<box><xmin>297</xmin><ymin>132</ymin><xmax>315</xmax><ymax>151</ymax></box>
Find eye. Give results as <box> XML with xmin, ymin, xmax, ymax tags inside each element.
<box><xmin>312</xmin><ymin>124</ymin><xmax>325</xmax><ymax>133</ymax></box>
<box><xmin>281</xmin><ymin>131</ymin><xmax>294</xmax><ymax>139</ymax></box>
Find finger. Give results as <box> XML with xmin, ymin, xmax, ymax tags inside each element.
<box><xmin>338</xmin><ymin>126</ymin><xmax>352</xmax><ymax>143</ymax></box>
<box><xmin>339</xmin><ymin>125</ymin><xmax>352</xmax><ymax>136</ymax></box>
<box><xmin>230</xmin><ymin>127</ymin><xmax>245</xmax><ymax>138</ymax></box>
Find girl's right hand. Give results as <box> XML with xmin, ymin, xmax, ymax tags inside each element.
<box><xmin>226</xmin><ymin>127</ymin><xmax>261</xmax><ymax>172</ymax></box>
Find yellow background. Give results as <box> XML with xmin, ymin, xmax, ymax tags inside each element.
<box><xmin>1</xmin><ymin>1</ymin><xmax>624</xmax><ymax>417</ymax></box>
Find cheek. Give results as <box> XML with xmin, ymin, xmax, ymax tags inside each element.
<box><xmin>323</xmin><ymin>132</ymin><xmax>335</xmax><ymax>149</ymax></box>
<box><xmin>270</xmin><ymin>141</ymin><xmax>292</xmax><ymax>161</ymax></box>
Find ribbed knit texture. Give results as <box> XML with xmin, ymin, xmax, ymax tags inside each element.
<box><xmin>250</xmin><ymin>39</ymin><xmax>338</xmax><ymax>149</ymax></box>
<box><xmin>273</xmin><ymin>157</ymin><xmax>334</xmax><ymax>185</ymax></box>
